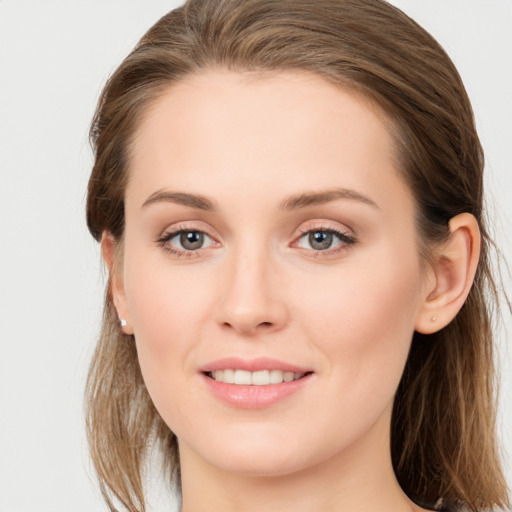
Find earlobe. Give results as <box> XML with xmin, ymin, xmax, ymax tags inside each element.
<box><xmin>101</xmin><ymin>232</ymin><xmax>134</xmax><ymax>335</ymax></box>
<box><xmin>415</xmin><ymin>213</ymin><xmax>480</xmax><ymax>334</ymax></box>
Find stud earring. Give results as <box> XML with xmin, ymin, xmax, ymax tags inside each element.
<box><xmin>119</xmin><ymin>319</ymin><xmax>127</xmax><ymax>327</ymax></box>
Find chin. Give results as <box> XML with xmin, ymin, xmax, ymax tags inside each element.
<box><xmin>208</xmin><ymin>449</ymin><xmax>313</xmax><ymax>478</ymax></box>
<box><xmin>179</xmin><ymin>422</ymin><xmax>334</xmax><ymax>479</ymax></box>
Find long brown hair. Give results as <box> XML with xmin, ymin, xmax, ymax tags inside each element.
<box><xmin>85</xmin><ymin>1</ymin><xmax>509</xmax><ymax>510</ymax></box>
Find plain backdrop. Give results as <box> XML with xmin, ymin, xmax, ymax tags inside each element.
<box><xmin>0</xmin><ymin>1</ymin><xmax>510</xmax><ymax>511</ymax></box>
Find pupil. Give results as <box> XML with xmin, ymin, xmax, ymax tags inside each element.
<box><xmin>309</xmin><ymin>231</ymin><xmax>332</xmax><ymax>250</ymax></box>
<box><xmin>180</xmin><ymin>231</ymin><xmax>204</xmax><ymax>250</ymax></box>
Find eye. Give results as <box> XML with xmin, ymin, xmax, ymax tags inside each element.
<box><xmin>177</xmin><ymin>231</ymin><xmax>208</xmax><ymax>250</ymax></box>
<box><xmin>295</xmin><ymin>228</ymin><xmax>355</xmax><ymax>252</ymax></box>
<box><xmin>157</xmin><ymin>229</ymin><xmax>216</xmax><ymax>254</ymax></box>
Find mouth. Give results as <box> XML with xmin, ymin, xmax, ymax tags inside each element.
<box><xmin>204</xmin><ymin>369</ymin><xmax>313</xmax><ymax>386</ymax></box>
<box><xmin>200</xmin><ymin>357</ymin><xmax>314</xmax><ymax>407</ymax></box>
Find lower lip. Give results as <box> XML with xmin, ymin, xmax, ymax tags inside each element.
<box><xmin>202</xmin><ymin>373</ymin><xmax>312</xmax><ymax>409</ymax></box>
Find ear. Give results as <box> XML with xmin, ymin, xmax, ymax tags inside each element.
<box><xmin>415</xmin><ymin>213</ymin><xmax>481</xmax><ymax>334</ymax></box>
<box><xmin>101</xmin><ymin>232</ymin><xmax>134</xmax><ymax>335</ymax></box>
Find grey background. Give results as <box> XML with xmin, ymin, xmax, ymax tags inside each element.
<box><xmin>0</xmin><ymin>1</ymin><xmax>510</xmax><ymax>511</ymax></box>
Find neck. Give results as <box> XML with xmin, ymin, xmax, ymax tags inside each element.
<box><xmin>178</xmin><ymin>409</ymin><xmax>419</xmax><ymax>512</ymax></box>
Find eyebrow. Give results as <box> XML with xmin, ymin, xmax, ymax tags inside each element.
<box><xmin>142</xmin><ymin>190</ymin><xmax>218</xmax><ymax>211</ymax></box>
<box><xmin>141</xmin><ymin>187</ymin><xmax>379</xmax><ymax>212</ymax></box>
<box><xmin>280</xmin><ymin>187</ymin><xmax>379</xmax><ymax>210</ymax></box>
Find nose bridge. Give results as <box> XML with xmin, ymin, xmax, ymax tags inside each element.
<box><xmin>216</xmin><ymin>236</ymin><xmax>287</xmax><ymax>335</ymax></box>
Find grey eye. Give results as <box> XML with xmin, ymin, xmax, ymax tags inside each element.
<box><xmin>295</xmin><ymin>228</ymin><xmax>354</xmax><ymax>252</ymax></box>
<box><xmin>158</xmin><ymin>228</ymin><xmax>216</xmax><ymax>255</ymax></box>
<box><xmin>179</xmin><ymin>231</ymin><xmax>205</xmax><ymax>250</ymax></box>
<box><xmin>308</xmin><ymin>231</ymin><xmax>333</xmax><ymax>250</ymax></box>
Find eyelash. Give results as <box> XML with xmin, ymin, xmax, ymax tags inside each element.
<box><xmin>293</xmin><ymin>226</ymin><xmax>357</xmax><ymax>256</ymax></box>
<box><xmin>156</xmin><ymin>224</ymin><xmax>357</xmax><ymax>259</ymax></box>
<box><xmin>156</xmin><ymin>224</ymin><xmax>218</xmax><ymax>259</ymax></box>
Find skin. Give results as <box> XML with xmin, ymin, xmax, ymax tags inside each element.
<box><xmin>103</xmin><ymin>70</ymin><xmax>480</xmax><ymax>512</ymax></box>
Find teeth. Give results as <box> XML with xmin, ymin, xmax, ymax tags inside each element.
<box><xmin>269</xmin><ymin>369</ymin><xmax>283</xmax><ymax>384</ymax></box>
<box><xmin>209</xmin><ymin>369</ymin><xmax>306</xmax><ymax>385</ymax></box>
<box><xmin>234</xmin><ymin>370</ymin><xmax>252</xmax><ymax>385</ymax></box>
<box><xmin>252</xmin><ymin>370</ymin><xmax>270</xmax><ymax>385</ymax></box>
<box><xmin>223</xmin><ymin>369</ymin><xmax>235</xmax><ymax>384</ymax></box>
<box><xmin>283</xmin><ymin>371</ymin><xmax>294</xmax><ymax>382</ymax></box>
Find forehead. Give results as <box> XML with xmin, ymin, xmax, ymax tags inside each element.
<box><xmin>126</xmin><ymin>69</ymin><xmax>412</xmax><ymax>218</ymax></box>
<box><xmin>131</xmin><ymin>69</ymin><xmax>395</xmax><ymax>160</ymax></box>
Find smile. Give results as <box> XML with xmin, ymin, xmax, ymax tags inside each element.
<box><xmin>206</xmin><ymin>369</ymin><xmax>308</xmax><ymax>385</ymax></box>
<box><xmin>201</xmin><ymin>358</ymin><xmax>314</xmax><ymax>408</ymax></box>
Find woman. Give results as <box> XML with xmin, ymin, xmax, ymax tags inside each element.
<box><xmin>85</xmin><ymin>1</ymin><xmax>509</xmax><ymax>511</ymax></box>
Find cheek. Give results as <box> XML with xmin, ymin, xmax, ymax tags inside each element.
<box><xmin>295</xmin><ymin>246</ymin><xmax>423</xmax><ymax>384</ymax></box>
<box><xmin>123</xmin><ymin>242</ymin><xmax>213</xmax><ymax>344</ymax></box>
<box><xmin>121</xmin><ymin>247</ymin><xmax>213</xmax><ymax>402</ymax></box>
<box><xmin>283</xmin><ymin>250</ymin><xmax>424</xmax><ymax>453</ymax></box>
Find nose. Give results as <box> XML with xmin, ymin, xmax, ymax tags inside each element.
<box><xmin>215</xmin><ymin>245</ymin><xmax>289</xmax><ymax>337</ymax></box>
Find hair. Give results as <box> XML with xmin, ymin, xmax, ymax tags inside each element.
<box><xmin>85</xmin><ymin>1</ymin><xmax>509</xmax><ymax>511</ymax></box>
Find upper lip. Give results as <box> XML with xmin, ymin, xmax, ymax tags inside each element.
<box><xmin>200</xmin><ymin>357</ymin><xmax>312</xmax><ymax>374</ymax></box>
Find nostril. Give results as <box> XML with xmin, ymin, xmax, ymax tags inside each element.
<box><xmin>220</xmin><ymin>320</ymin><xmax>275</xmax><ymax>337</ymax></box>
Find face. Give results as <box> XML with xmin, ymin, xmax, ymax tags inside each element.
<box><xmin>113</xmin><ymin>70</ymin><xmax>433</xmax><ymax>478</ymax></box>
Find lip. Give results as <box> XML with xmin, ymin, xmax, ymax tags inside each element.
<box><xmin>200</xmin><ymin>357</ymin><xmax>314</xmax><ymax>409</ymax></box>
<box><xmin>200</xmin><ymin>357</ymin><xmax>311</xmax><ymax>374</ymax></box>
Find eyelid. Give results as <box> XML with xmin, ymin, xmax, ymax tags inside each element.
<box><xmin>293</xmin><ymin>220</ymin><xmax>356</xmax><ymax>239</ymax></box>
<box><xmin>157</xmin><ymin>221</ymin><xmax>218</xmax><ymax>239</ymax></box>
